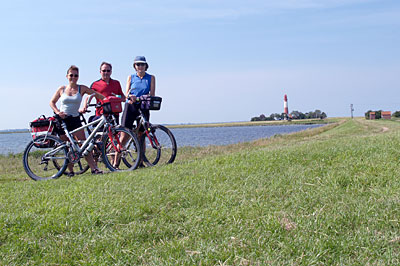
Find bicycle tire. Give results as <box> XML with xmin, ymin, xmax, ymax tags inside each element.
<box><xmin>140</xmin><ymin>124</ymin><xmax>177</xmax><ymax>167</ymax></box>
<box><xmin>23</xmin><ymin>135</ymin><xmax>69</xmax><ymax>181</ymax></box>
<box><xmin>102</xmin><ymin>127</ymin><xmax>141</xmax><ymax>171</ymax></box>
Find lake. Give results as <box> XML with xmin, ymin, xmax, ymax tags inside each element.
<box><xmin>0</xmin><ymin>124</ymin><xmax>323</xmax><ymax>155</ymax></box>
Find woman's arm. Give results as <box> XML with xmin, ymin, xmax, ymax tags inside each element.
<box><xmin>150</xmin><ymin>75</ymin><xmax>156</xmax><ymax>96</ymax></box>
<box><xmin>50</xmin><ymin>86</ymin><xmax>66</xmax><ymax>118</ymax></box>
<box><xmin>81</xmin><ymin>85</ymin><xmax>105</xmax><ymax>100</ymax></box>
<box><xmin>79</xmin><ymin>85</ymin><xmax>105</xmax><ymax>113</ymax></box>
<box><xmin>126</xmin><ymin>75</ymin><xmax>135</xmax><ymax>103</ymax></box>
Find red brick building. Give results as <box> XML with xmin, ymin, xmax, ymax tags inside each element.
<box><xmin>381</xmin><ymin>111</ymin><xmax>391</xmax><ymax>120</ymax></box>
<box><xmin>369</xmin><ymin>112</ymin><xmax>376</xmax><ymax>120</ymax></box>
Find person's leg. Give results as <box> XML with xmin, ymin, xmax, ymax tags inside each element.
<box><xmin>137</xmin><ymin>110</ymin><xmax>150</xmax><ymax>167</ymax></box>
<box><xmin>53</xmin><ymin>123</ymin><xmax>75</xmax><ymax>174</ymax></box>
<box><xmin>73</xmin><ymin>129</ymin><xmax>100</xmax><ymax>173</ymax></box>
<box><xmin>116</xmin><ymin>103</ymin><xmax>138</xmax><ymax>168</ymax></box>
<box><xmin>58</xmin><ymin>134</ymin><xmax>74</xmax><ymax>173</ymax></box>
<box><xmin>120</xmin><ymin>105</ymin><xmax>139</xmax><ymax>142</ymax></box>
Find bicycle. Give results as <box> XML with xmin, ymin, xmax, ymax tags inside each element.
<box><xmin>63</xmin><ymin>94</ymin><xmax>128</xmax><ymax>175</ymax></box>
<box><xmin>22</xmin><ymin>96</ymin><xmax>141</xmax><ymax>181</ymax></box>
<box><xmin>130</xmin><ymin>95</ymin><xmax>177</xmax><ymax>167</ymax></box>
<box><xmin>69</xmin><ymin>95</ymin><xmax>177</xmax><ymax>170</ymax></box>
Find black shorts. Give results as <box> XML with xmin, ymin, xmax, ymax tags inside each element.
<box><xmin>121</xmin><ymin>102</ymin><xmax>149</xmax><ymax>130</ymax></box>
<box><xmin>54</xmin><ymin>115</ymin><xmax>82</xmax><ymax>136</ymax></box>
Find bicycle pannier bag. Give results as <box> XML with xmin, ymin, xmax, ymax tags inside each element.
<box><xmin>101</xmin><ymin>96</ymin><xmax>122</xmax><ymax>114</ymax></box>
<box><xmin>29</xmin><ymin>115</ymin><xmax>55</xmax><ymax>140</ymax></box>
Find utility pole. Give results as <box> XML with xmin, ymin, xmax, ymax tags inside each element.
<box><xmin>350</xmin><ymin>104</ymin><xmax>354</xmax><ymax>119</ymax></box>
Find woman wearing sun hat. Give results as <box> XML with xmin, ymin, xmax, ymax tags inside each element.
<box><xmin>121</xmin><ymin>56</ymin><xmax>155</xmax><ymax>129</ymax></box>
<box><xmin>116</xmin><ymin>56</ymin><xmax>155</xmax><ymax>168</ymax></box>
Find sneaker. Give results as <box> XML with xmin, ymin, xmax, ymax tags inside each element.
<box><xmin>91</xmin><ymin>168</ymin><xmax>103</xmax><ymax>175</ymax></box>
<box><xmin>67</xmin><ymin>172</ymin><xmax>75</xmax><ymax>177</ymax></box>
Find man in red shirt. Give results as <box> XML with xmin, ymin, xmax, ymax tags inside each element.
<box><xmin>84</xmin><ymin>62</ymin><xmax>126</xmax><ymax>122</ymax></box>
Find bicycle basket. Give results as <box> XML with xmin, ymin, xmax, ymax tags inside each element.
<box><xmin>141</xmin><ymin>96</ymin><xmax>162</xmax><ymax>111</ymax></box>
<box><xmin>29</xmin><ymin>115</ymin><xmax>55</xmax><ymax>140</ymax></box>
<box><xmin>101</xmin><ymin>96</ymin><xmax>122</xmax><ymax>114</ymax></box>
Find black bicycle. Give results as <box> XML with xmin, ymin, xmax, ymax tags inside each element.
<box><xmin>130</xmin><ymin>95</ymin><xmax>177</xmax><ymax>167</ymax></box>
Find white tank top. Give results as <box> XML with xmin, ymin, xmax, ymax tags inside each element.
<box><xmin>59</xmin><ymin>85</ymin><xmax>82</xmax><ymax>117</ymax></box>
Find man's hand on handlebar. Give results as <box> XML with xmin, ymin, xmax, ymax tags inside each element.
<box><xmin>111</xmin><ymin>93</ymin><xmax>126</xmax><ymax>102</ymax></box>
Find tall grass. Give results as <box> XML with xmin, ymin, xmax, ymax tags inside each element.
<box><xmin>1</xmin><ymin>118</ymin><xmax>400</xmax><ymax>265</ymax></box>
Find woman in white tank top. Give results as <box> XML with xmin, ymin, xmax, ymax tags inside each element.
<box><xmin>50</xmin><ymin>65</ymin><xmax>105</xmax><ymax>175</ymax></box>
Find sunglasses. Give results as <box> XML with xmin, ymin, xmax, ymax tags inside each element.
<box><xmin>68</xmin><ymin>74</ymin><xmax>79</xmax><ymax>78</ymax></box>
<box><xmin>135</xmin><ymin>63</ymin><xmax>146</xmax><ymax>67</ymax></box>
<box><xmin>101</xmin><ymin>69</ymin><xmax>111</xmax><ymax>73</ymax></box>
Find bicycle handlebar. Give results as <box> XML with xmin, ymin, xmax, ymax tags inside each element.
<box><xmin>86</xmin><ymin>94</ymin><xmax>124</xmax><ymax>110</ymax></box>
<box><xmin>127</xmin><ymin>94</ymin><xmax>153</xmax><ymax>102</ymax></box>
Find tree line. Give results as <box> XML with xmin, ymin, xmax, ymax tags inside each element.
<box><xmin>251</xmin><ymin>110</ymin><xmax>327</xmax><ymax>121</ymax></box>
<box><xmin>365</xmin><ymin>110</ymin><xmax>400</xmax><ymax>119</ymax></box>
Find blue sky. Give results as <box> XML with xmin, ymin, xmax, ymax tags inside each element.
<box><xmin>1</xmin><ymin>0</ymin><xmax>399</xmax><ymax>129</ymax></box>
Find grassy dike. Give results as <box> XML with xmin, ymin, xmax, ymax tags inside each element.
<box><xmin>1</xmin><ymin>118</ymin><xmax>400</xmax><ymax>265</ymax></box>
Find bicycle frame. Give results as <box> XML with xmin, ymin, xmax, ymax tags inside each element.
<box><xmin>134</xmin><ymin>108</ymin><xmax>161</xmax><ymax>150</ymax></box>
<box><xmin>41</xmin><ymin>145</ymin><xmax>68</xmax><ymax>161</ymax></box>
<box><xmin>128</xmin><ymin>97</ymin><xmax>177</xmax><ymax>167</ymax></box>
<box><xmin>60</xmin><ymin>115</ymin><xmax>108</xmax><ymax>155</ymax></box>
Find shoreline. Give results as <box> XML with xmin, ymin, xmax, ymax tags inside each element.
<box><xmin>167</xmin><ymin>118</ymin><xmax>340</xmax><ymax>129</ymax></box>
<box><xmin>0</xmin><ymin>117</ymin><xmax>345</xmax><ymax>133</ymax></box>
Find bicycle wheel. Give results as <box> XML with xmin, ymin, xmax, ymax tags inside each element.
<box><xmin>23</xmin><ymin>135</ymin><xmax>68</xmax><ymax>181</ymax></box>
<box><xmin>102</xmin><ymin>127</ymin><xmax>141</xmax><ymax>171</ymax></box>
<box><xmin>140</xmin><ymin>124</ymin><xmax>177</xmax><ymax>167</ymax></box>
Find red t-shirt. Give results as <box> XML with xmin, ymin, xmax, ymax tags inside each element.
<box><xmin>91</xmin><ymin>79</ymin><xmax>124</xmax><ymax>116</ymax></box>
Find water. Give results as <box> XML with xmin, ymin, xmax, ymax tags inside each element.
<box><xmin>0</xmin><ymin>132</ymin><xmax>32</xmax><ymax>155</ymax></box>
<box><xmin>0</xmin><ymin>124</ymin><xmax>322</xmax><ymax>155</ymax></box>
<box><xmin>169</xmin><ymin>124</ymin><xmax>322</xmax><ymax>147</ymax></box>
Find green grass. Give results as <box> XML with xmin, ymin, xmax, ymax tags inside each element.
<box><xmin>1</xmin><ymin>118</ymin><xmax>400</xmax><ymax>265</ymax></box>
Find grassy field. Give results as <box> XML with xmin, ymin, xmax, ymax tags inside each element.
<box><xmin>1</xmin><ymin>117</ymin><xmax>400</xmax><ymax>265</ymax></box>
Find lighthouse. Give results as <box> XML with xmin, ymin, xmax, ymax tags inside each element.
<box><xmin>284</xmin><ymin>94</ymin><xmax>289</xmax><ymax>120</ymax></box>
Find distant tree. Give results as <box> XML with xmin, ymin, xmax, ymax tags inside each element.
<box><xmin>393</xmin><ymin>111</ymin><xmax>400</xmax><ymax>118</ymax></box>
<box><xmin>251</xmin><ymin>109</ymin><xmax>327</xmax><ymax>121</ymax></box>
<box><xmin>375</xmin><ymin>110</ymin><xmax>382</xmax><ymax>119</ymax></box>
<box><xmin>269</xmin><ymin>113</ymin><xmax>282</xmax><ymax>120</ymax></box>
<box><xmin>305</xmin><ymin>112</ymin><xmax>313</xmax><ymax>119</ymax></box>
<box><xmin>365</xmin><ymin>110</ymin><xmax>372</xmax><ymax>119</ymax></box>
<box><xmin>251</xmin><ymin>114</ymin><xmax>273</xmax><ymax>121</ymax></box>
<box><xmin>365</xmin><ymin>110</ymin><xmax>383</xmax><ymax>119</ymax></box>
<box><xmin>314</xmin><ymin>110</ymin><xmax>322</xmax><ymax>118</ymax></box>
<box><xmin>290</xmin><ymin>110</ymin><xmax>306</xmax><ymax>119</ymax></box>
